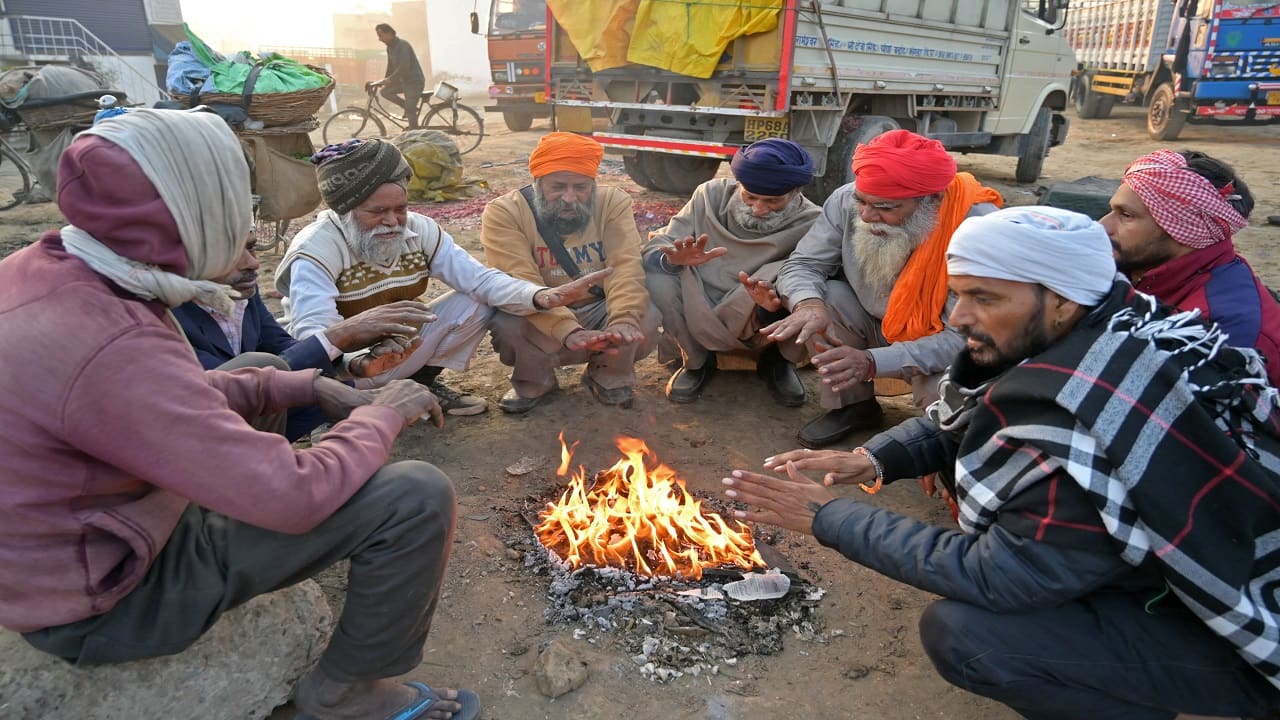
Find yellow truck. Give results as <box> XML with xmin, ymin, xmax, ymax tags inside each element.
<box><xmin>546</xmin><ymin>0</ymin><xmax>1076</xmax><ymax>197</ymax></box>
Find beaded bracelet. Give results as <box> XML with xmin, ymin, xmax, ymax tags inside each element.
<box><xmin>852</xmin><ymin>446</ymin><xmax>885</xmax><ymax>494</ymax></box>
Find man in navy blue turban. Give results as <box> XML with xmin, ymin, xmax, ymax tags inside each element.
<box><xmin>643</xmin><ymin>139</ymin><xmax>821</xmax><ymax>404</ymax></box>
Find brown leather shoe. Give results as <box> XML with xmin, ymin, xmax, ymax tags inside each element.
<box><xmin>581</xmin><ymin>373</ymin><xmax>634</xmax><ymax>408</ymax></box>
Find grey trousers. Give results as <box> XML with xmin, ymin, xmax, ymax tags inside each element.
<box><xmin>920</xmin><ymin>593</ymin><xmax>1280</xmax><ymax>720</ymax></box>
<box><xmin>24</xmin><ymin>462</ymin><xmax>457</xmax><ymax>683</ymax></box>
<box><xmin>782</xmin><ymin>279</ymin><xmax>943</xmax><ymax>411</ymax></box>
<box><xmin>488</xmin><ymin>299</ymin><xmax>661</xmax><ymax>398</ymax></box>
<box><xmin>646</xmin><ymin>270</ymin><xmax>769</xmax><ymax>370</ymax></box>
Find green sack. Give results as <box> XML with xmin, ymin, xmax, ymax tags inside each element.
<box><xmin>185</xmin><ymin>25</ymin><xmax>328</xmax><ymax>95</ymax></box>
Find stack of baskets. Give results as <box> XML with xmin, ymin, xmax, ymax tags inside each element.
<box><xmin>169</xmin><ymin>64</ymin><xmax>335</xmax><ymax>127</ymax></box>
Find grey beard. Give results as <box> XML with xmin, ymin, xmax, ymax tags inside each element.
<box><xmin>532</xmin><ymin>184</ymin><xmax>594</xmax><ymax>236</ymax></box>
<box><xmin>728</xmin><ymin>191</ymin><xmax>803</xmax><ymax>233</ymax></box>
<box><xmin>342</xmin><ymin>212</ymin><xmax>408</xmax><ymax>267</ymax></box>
<box><xmin>850</xmin><ymin>196</ymin><xmax>941</xmax><ymax>292</ymax></box>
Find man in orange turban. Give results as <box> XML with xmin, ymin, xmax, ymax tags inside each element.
<box><xmin>482</xmin><ymin>132</ymin><xmax>660</xmax><ymax>412</ymax></box>
<box><xmin>765</xmin><ymin>129</ymin><xmax>1002</xmax><ymax>448</ymax></box>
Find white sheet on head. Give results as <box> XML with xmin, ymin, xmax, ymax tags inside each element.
<box><xmin>61</xmin><ymin>109</ymin><xmax>252</xmax><ymax>314</ymax></box>
<box><xmin>946</xmin><ymin>206</ymin><xmax>1116</xmax><ymax>307</ymax></box>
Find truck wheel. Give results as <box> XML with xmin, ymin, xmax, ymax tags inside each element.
<box><xmin>502</xmin><ymin>111</ymin><xmax>534</xmax><ymax>132</ymax></box>
<box><xmin>805</xmin><ymin>115</ymin><xmax>899</xmax><ymax>203</ymax></box>
<box><xmin>623</xmin><ymin>152</ymin><xmax>663</xmax><ymax>190</ymax></box>
<box><xmin>1147</xmin><ymin>83</ymin><xmax>1188</xmax><ymax>141</ymax></box>
<box><xmin>1074</xmin><ymin>75</ymin><xmax>1114</xmax><ymax>119</ymax></box>
<box><xmin>653</xmin><ymin>154</ymin><xmax>721</xmax><ymax>194</ymax></box>
<box><xmin>1015</xmin><ymin>107</ymin><xmax>1052</xmax><ymax>184</ymax></box>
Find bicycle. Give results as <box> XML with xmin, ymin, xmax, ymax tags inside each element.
<box><xmin>322</xmin><ymin>81</ymin><xmax>485</xmax><ymax>155</ymax></box>
<box><xmin>0</xmin><ymin>112</ymin><xmax>33</xmax><ymax>211</ymax></box>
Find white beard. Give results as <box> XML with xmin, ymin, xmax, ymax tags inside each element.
<box><xmin>342</xmin><ymin>212</ymin><xmax>409</xmax><ymax>268</ymax></box>
<box><xmin>727</xmin><ymin>191</ymin><xmax>803</xmax><ymax>234</ymax></box>
<box><xmin>850</xmin><ymin>197</ymin><xmax>941</xmax><ymax>293</ymax></box>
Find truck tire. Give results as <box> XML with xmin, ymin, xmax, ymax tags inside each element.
<box><xmin>502</xmin><ymin>111</ymin><xmax>534</xmax><ymax>132</ymax></box>
<box><xmin>1147</xmin><ymin>83</ymin><xmax>1188</xmax><ymax>141</ymax></box>
<box><xmin>624</xmin><ymin>152</ymin><xmax>663</xmax><ymax>190</ymax></box>
<box><xmin>653</xmin><ymin>154</ymin><xmax>721</xmax><ymax>194</ymax></box>
<box><xmin>1015</xmin><ymin>107</ymin><xmax>1052</xmax><ymax>184</ymax></box>
<box><xmin>805</xmin><ymin>115</ymin><xmax>899</xmax><ymax>203</ymax></box>
<box><xmin>1074</xmin><ymin>75</ymin><xmax>1114</xmax><ymax>119</ymax></box>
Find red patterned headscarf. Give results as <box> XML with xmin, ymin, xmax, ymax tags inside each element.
<box><xmin>1122</xmin><ymin>150</ymin><xmax>1248</xmax><ymax>248</ymax></box>
<box><xmin>851</xmin><ymin>129</ymin><xmax>956</xmax><ymax>199</ymax></box>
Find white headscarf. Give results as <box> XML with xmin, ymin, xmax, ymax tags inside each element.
<box><xmin>946</xmin><ymin>206</ymin><xmax>1116</xmax><ymax>307</ymax></box>
<box><xmin>60</xmin><ymin>109</ymin><xmax>251</xmax><ymax>314</ymax></box>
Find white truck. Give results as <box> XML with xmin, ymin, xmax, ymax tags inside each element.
<box><xmin>1066</xmin><ymin>0</ymin><xmax>1280</xmax><ymax>140</ymax></box>
<box><xmin>546</xmin><ymin>0</ymin><xmax>1077</xmax><ymax>198</ymax></box>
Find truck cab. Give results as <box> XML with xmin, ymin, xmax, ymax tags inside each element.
<box><xmin>477</xmin><ymin>0</ymin><xmax>550</xmax><ymax>132</ymax></box>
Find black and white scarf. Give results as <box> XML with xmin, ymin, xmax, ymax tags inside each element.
<box><xmin>944</xmin><ymin>280</ymin><xmax>1280</xmax><ymax>689</ymax></box>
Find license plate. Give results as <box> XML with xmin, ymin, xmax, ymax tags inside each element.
<box><xmin>744</xmin><ymin>116</ymin><xmax>789</xmax><ymax>142</ymax></box>
<box><xmin>1268</xmin><ymin>91</ymin><xmax>1280</xmax><ymax>106</ymax></box>
<box><xmin>534</xmin><ymin>91</ymin><xmax>546</xmax><ymax>104</ymax></box>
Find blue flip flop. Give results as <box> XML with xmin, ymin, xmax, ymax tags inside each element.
<box><xmin>298</xmin><ymin>681</ymin><xmax>481</xmax><ymax>720</ymax></box>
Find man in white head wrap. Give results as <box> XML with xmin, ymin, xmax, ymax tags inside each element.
<box><xmin>721</xmin><ymin>207</ymin><xmax>1280</xmax><ymax>719</ymax></box>
<box><xmin>0</xmin><ymin>110</ymin><xmax>481</xmax><ymax>720</ymax></box>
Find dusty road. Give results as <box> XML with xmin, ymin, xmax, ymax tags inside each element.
<box><xmin>5</xmin><ymin>101</ymin><xmax>1278</xmax><ymax>719</ymax></box>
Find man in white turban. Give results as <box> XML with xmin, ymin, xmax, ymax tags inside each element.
<box><xmin>0</xmin><ymin>110</ymin><xmax>480</xmax><ymax>720</ymax></box>
<box><xmin>722</xmin><ymin>206</ymin><xmax>1280</xmax><ymax>720</ymax></box>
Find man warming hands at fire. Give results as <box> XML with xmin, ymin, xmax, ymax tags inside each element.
<box><xmin>723</xmin><ymin>207</ymin><xmax>1280</xmax><ymax>719</ymax></box>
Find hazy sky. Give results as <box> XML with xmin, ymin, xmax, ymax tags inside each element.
<box><xmin>178</xmin><ymin>0</ymin><xmax>490</xmax><ymax>87</ymax></box>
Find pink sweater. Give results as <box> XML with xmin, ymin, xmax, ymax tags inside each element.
<box><xmin>0</xmin><ymin>235</ymin><xmax>406</xmax><ymax>632</ymax></box>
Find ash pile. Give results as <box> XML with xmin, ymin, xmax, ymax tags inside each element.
<box><xmin>510</xmin><ymin>527</ymin><xmax>827</xmax><ymax>682</ymax></box>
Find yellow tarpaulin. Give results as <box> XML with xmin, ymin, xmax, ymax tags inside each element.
<box><xmin>393</xmin><ymin>130</ymin><xmax>488</xmax><ymax>203</ymax></box>
<box><xmin>548</xmin><ymin>0</ymin><xmax>783</xmax><ymax>79</ymax></box>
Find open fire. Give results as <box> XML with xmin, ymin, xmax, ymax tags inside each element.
<box><xmin>534</xmin><ymin>434</ymin><xmax>765</xmax><ymax>580</ymax></box>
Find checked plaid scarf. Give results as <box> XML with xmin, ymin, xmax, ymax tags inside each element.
<box><xmin>945</xmin><ymin>279</ymin><xmax>1280</xmax><ymax>689</ymax></box>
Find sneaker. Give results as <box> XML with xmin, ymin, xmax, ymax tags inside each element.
<box><xmin>427</xmin><ymin>381</ymin><xmax>488</xmax><ymax>416</ymax></box>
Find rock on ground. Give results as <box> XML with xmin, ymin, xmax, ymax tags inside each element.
<box><xmin>0</xmin><ymin>580</ymin><xmax>332</xmax><ymax>720</ymax></box>
<box><xmin>533</xmin><ymin>638</ymin><xmax>589</xmax><ymax>699</ymax></box>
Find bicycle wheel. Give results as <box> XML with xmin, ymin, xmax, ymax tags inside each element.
<box><xmin>0</xmin><ymin>144</ymin><xmax>31</xmax><ymax>211</ymax></box>
<box><xmin>322</xmin><ymin>107</ymin><xmax>388</xmax><ymax>145</ymax></box>
<box><xmin>421</xmin><ymin>103</ymin><xmax>484</xmax><ymax>155</ymax></box>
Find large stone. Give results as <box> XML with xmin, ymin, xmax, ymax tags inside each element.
<box><xmin>533</xmin><ymin>638</ymin><xmax>589</xmax><ymax>699</ymax></box>
<box><xmin>0</xmin><ymin>580</ymin><xmax>332</xmax><ymax>720</ymax></box>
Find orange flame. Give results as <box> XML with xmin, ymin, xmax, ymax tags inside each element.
<box><xmin>535</xmin><ymin>435</ymin><xmax>765</xmax><ymax>580</ymax></box>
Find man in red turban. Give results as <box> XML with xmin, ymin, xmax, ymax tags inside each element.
<box><xmin>482</xmin><ymin>132</ymin><xmax>660</xmax><ymax>412</ymax></box>
<box><xmin>1101</xmin><ymin>149</ymin><xmax>1280</xmax><ymax>386</ymax></box>
<box><xmin>765</xmin><ymin>129</ymin><xmax>1002</xmax><ymax>448</ymax></box>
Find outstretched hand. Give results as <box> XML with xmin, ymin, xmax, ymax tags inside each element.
<box><xmin>721</xmin><ymin>462</ymin><xmax>837</xmax><ymax>536</ymax></box>
<box><xmin>761</xmin><ymin>301</ymin><xmax>832</xmax><ymax>346</ymax></box>
<box><xmin>811</xmin><ymin>339</ymin><xmax>874</xmax><ymax>393</ymax></box>
<box><xmin>660</xmin><ymin>234</ymin><xmax>728</xmax><ymax>267</ymax></box>
<box><xmin>738</xmin><ymin>271</ymin><xmax>782</xmax><ymax>312</ymax></box>
<box><xmin>324</xmin><ymin>300</ymin><xmax>436</xmax><ymax>352</ymax></box>
<box><xmin>535</xmin><ymin>268</ymin><xmax>613</xmax><ymax>309</ymax></box>
<box><xmin>563</xmin><ymin>321</ymin><xmax>643</xmax><ymax>355</ymax></box>
<box><xmin>764</xmin><ymin>448</ymin><xmax>878</xmax><ymax>487</ymax></box>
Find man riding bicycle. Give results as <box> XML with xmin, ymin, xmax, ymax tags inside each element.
<box><xmin>368</xmin><ymin>23</ymin><xmax>425</xmax><ymax>129</ymax></box>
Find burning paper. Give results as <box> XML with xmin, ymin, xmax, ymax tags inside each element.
<box><xmin>535</xmin><ymin>434</ymin><xmax>765</xmax><ymax>580</ymax></box>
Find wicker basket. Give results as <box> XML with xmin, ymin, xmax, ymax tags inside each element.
<box><xmin>15</xmin><ymin>89</ymin><xmax>124</xmax><ymax>130</ymax></box>
<box><xmin>170</xmin><ymin>65</ymin><xmax>335</xmax><ymax>127</ymax></box>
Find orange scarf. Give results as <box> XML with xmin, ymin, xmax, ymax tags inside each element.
<box><xmin>880</xmin><ymin>172</ymin><xmax>1002</xmax><ymax>344</ymax></box>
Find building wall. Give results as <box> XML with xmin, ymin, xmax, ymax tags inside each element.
<box><xmin>5</xmin><ymin>0</ymin><xmax>152</xmax><ymax>53</ymax></box>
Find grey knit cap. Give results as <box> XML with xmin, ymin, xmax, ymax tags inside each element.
<box><xmin>313</xmin><ymin>139</ymin><xmax>412</xmax><ymax>215</ymax></box>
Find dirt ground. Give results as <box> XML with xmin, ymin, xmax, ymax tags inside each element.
<box><xmin>6</xmin><ymin>101</ymin><xmax>1279</xmax><ymax>720</ymax></box>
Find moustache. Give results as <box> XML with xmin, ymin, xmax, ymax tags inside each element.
<box><xmin>957</xmin><ymin>327</ymin><xmax>995</xmax><ymax>347</ymax></box>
